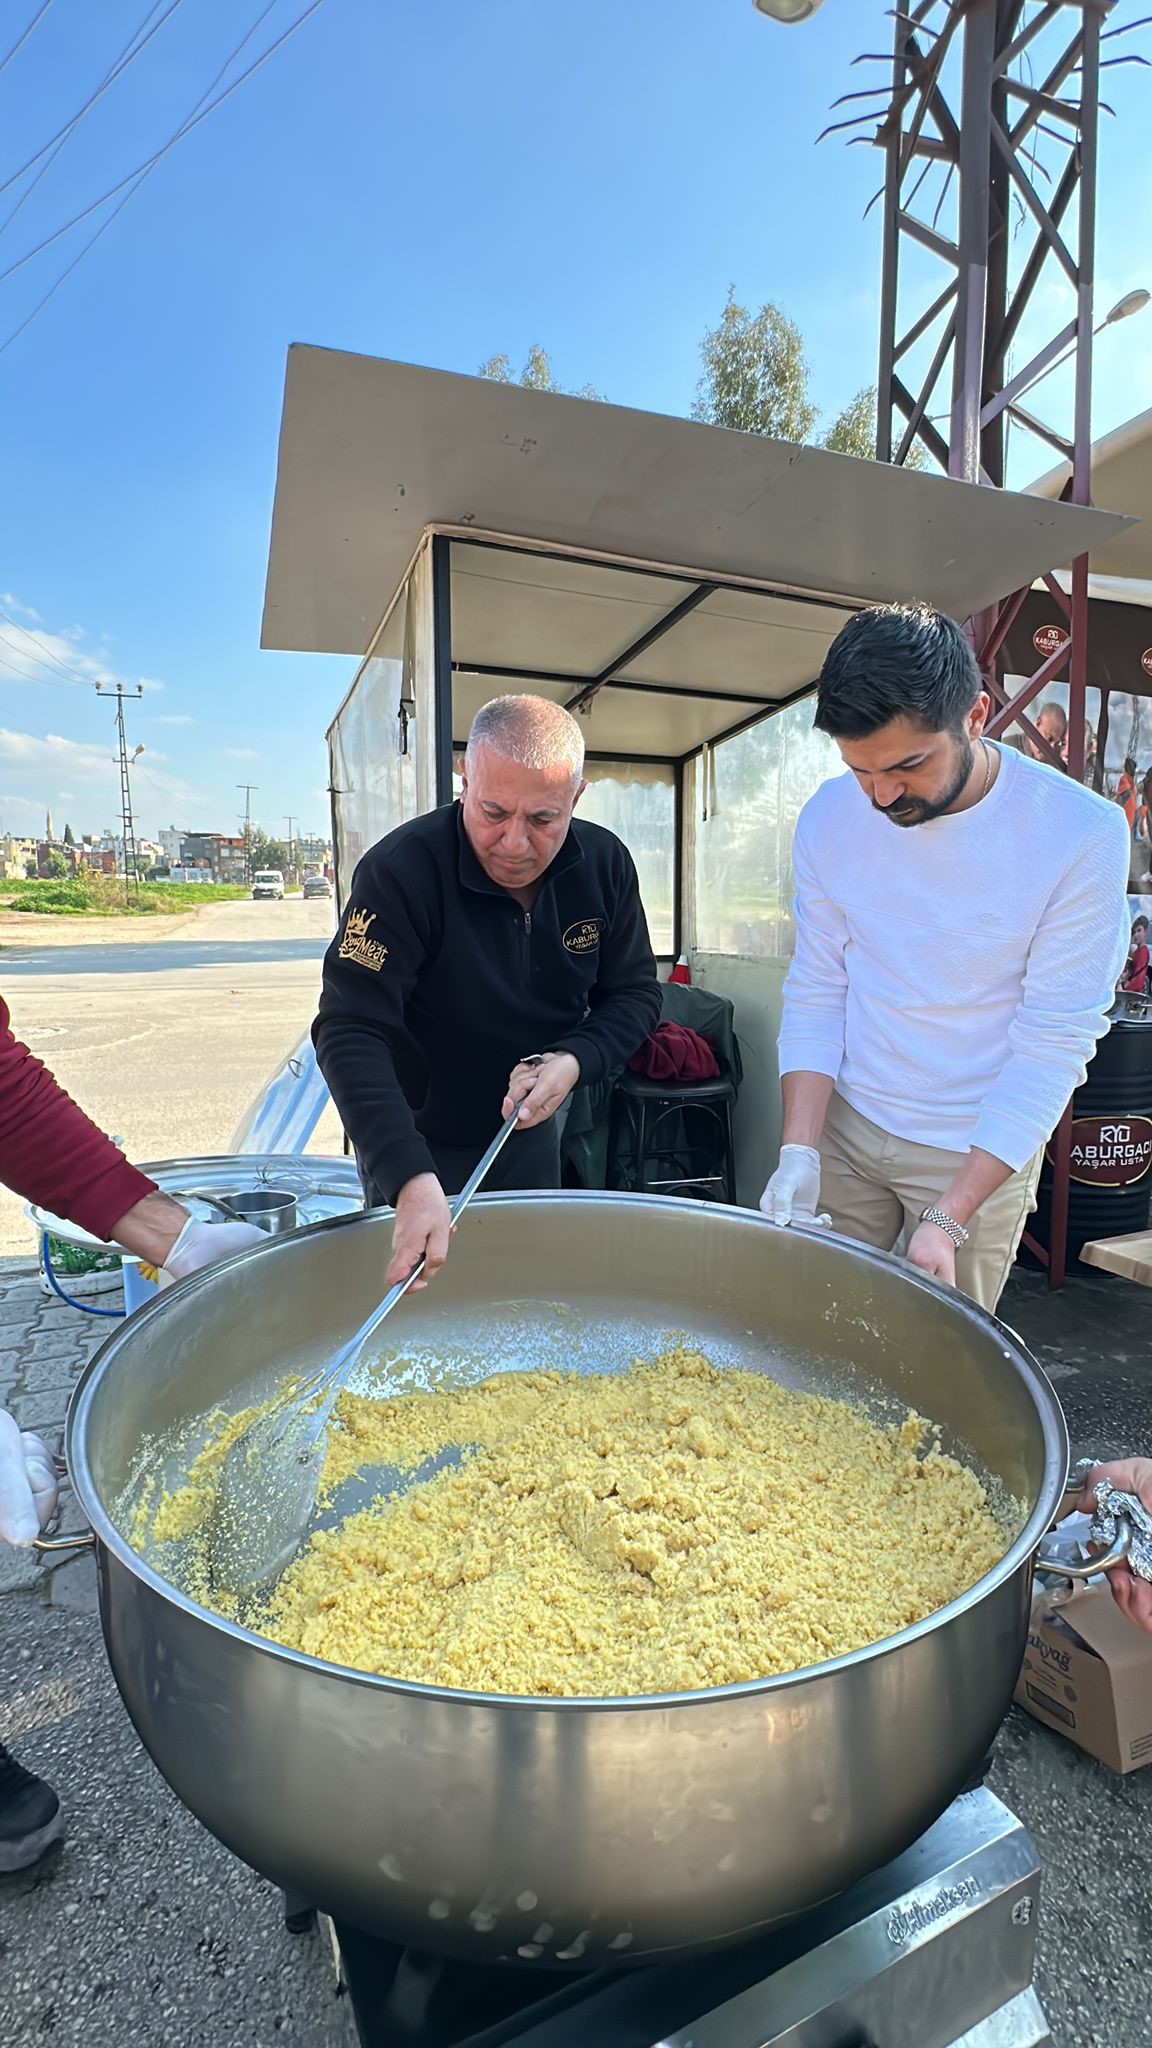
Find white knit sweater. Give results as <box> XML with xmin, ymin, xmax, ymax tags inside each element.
<box><xmin>777</xmin><ymin>744</ymin><xmax>1131</xmax><ymax>1170</ymax></box>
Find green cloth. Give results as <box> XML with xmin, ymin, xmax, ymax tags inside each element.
<box><xmin>562</xmin><ymin>982</ymin><xmax>742</xmax><ymax>1191</ymax></box>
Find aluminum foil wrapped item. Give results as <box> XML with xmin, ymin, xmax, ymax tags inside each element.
<box><xmin>1089</xmin><ymin>1480</ymin><xmax>1152</xmax><ymax>1584</ymax></box>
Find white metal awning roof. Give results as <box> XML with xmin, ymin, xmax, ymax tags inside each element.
<box><xmin>1028</xmin><ymin>406</ymin><xmax>1152</xmax><ymax>580</ymax></box>
<box><xmin>264</xmin><ymin>347</ymin><xmax>1133</xmax><ymax>757</ymax></box>
<box><xmin>444</xmin><ymin>540</ymin><xmax>856</xmax><ymax>755</ymax></box>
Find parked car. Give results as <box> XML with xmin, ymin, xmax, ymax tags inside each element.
<box><xmin>252</xmin><ymin>869</ymin><xmax>285</xmax><ymax>901</ymax></box>
<box><xmin>302</xmin><ymin>874</ymin><xmax>333</xmax><ymax>900</ymax></box>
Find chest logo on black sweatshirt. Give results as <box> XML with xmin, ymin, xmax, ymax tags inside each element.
<box><xmin>563</xmin><ymin>917</ymin><xmax>605</xmax><ymax>956</ymax></box>
<box><xmin>338</xmin><ymin>906</ymin><xmax>389</xmax><ymax>973</ymax></box>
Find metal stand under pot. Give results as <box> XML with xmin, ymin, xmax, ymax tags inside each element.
<box><xmin>290</xmin><ymin>1785</ymin><xmax>1049</xmax><ymax>2048</ymax></box>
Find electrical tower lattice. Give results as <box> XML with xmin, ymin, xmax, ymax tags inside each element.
<box><xmin>96</xmin><ymin>682</ymin><xmax>143</xmax><ymax>905</ymax></box>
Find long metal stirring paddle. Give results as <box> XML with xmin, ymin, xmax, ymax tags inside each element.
<box><xmin>206</xmin><ymin>1106</ymin><xmax>523</xmax><ymax>1597</ymax></box>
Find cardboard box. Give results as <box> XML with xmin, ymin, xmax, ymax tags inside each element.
<box><xmin>1014</xmin><ymin>1580</ymin><xmax>1152</xmax><ymax>1773</ymax></box>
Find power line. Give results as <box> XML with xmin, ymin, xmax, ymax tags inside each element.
<box><xmin>0</xmin><ymin>606</ymin><xmax>102</xmax><ymax>686</ymax></box>
<box><xmin>0</xmin><ymin>0</ymin><xmax>285</xmax><ymax>356</ymax></box>
<box><xmin>0</xmin><ymin>0</ymin><xmax>181</xmax><ymax>243</ymax></box>
<box><xmin>0</xmin><ymin>632</ymin><xmax>91</xmax><ymax>691</ymax></box>
<box><xmin>0</xmin><ymin>0</ymin><xmax>329</xmax><ymax>295</ymax></box>
<box><xmin>0</xmin><ymin>1</ymin><xmax>176</xmax><ymax>205</ymax></box>
<box><xmin>0</xmin><ymin>2</ymin><xmax>55</xmax><ymax>84</ymax></box>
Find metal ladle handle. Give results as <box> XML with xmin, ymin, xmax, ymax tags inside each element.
<box><xmin>34</xmin><ymin>1108</ymin><xmax>519</xmax><ymax>1559</ymax></box>
<box><xmin>306</xmin><ymin>1104</ymin><xmax>524</xmax><ymax>1424</ymax></box>
<box><xmin>357</xmin><ymin>1104</ymin><xmax>523</xmax><ymax>1325</ymax></box>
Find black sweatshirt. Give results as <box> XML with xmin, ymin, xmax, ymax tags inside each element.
<box><xmin>313</xmin><ymin>804</ymin><xmax>660</xmax><ymax>1202</ymax></box>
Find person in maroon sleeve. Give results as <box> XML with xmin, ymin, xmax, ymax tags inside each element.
<box><xmin>0</xmin><ymin>992</ymin><xmax>264</xmax><ymax>1871</ymax></box>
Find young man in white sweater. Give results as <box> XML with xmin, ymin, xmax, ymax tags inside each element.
<box><xmin>760</xmin><ymin>603</ymin><xmax>1130</xmax><ymax>1310</ymax></box>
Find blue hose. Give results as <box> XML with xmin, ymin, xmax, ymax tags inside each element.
<box><xmin>40</xmin><ymin>1235</ymin><xmax>125</xmax><ymax>1318</ymax></box>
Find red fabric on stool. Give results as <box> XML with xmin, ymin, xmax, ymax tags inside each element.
<box><xmin>626</xmin><ymin>1023</ymin><xmax>720</xmax><ymax>1084</ymax></box>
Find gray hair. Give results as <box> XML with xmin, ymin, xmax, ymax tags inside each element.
<box><xmin>465</xmin><ymin>695</ymin><xmax>585</xmax><ymax>781</ymax></box>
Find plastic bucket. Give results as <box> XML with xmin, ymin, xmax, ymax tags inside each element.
<box><xmin>122</xmin><ymin>1258</ymin><xmax>160</xmax><ymax>1316</ymax></box>
<box><xmin>29</xmin><ymin>1210</ymin><xmax>123</xmax><ymax>1305</ymax></box>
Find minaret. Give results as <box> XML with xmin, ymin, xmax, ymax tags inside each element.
<box><xmin>45</xmin><ymin>807</ymin><xmax>54</xmax><ymax>843</ymax></box>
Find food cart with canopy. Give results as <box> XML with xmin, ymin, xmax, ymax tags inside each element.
<box><xmin>261</xmin><ymin>344</ymin><xmax>1128</xmax><ymax>1205</ymax></box>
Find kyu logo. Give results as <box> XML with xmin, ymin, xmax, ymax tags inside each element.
<box><xmin>338</xmin><ymin>906</ymin><xmax>389</xmax><ymax>973</ymax></box>
<box><xmin>563</xmin><ymin>917</ymin><xmax>605</xmax><ymax>956</ymax></box>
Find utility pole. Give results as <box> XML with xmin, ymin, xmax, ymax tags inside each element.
<box><xmin>96</xmin><ymin>682</ymin><xmax>144</xmax><ymax>907</ymax></box>
<box><xmin>283</xmin><ymin>814</ymin><xmax>297</xmax><ymax>888</ymax></box>
<box><xmin>237</xmin><ymin>784</ymin><xmax>258</xmax><ymax>884</ymax></box>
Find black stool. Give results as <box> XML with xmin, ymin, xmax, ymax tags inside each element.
<box><xmin>606</xmin><ymin>1072</ymin><xmax>737</xmax><ymax>1204</ymax></box>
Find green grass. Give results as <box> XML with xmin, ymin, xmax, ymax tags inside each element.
<box><xmin>0</xmin><ymin>875</ymin><xmax>250</xmax><ymax>917</ymax></box>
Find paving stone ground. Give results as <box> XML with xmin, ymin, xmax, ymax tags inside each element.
<box><xmin>0</xmin><ymin>1262</ymin><xmax>1149</xmax><ymax>2046</ymax></box>
<box><xmin>0</xmin><ymin>1270</ymin><xmax>348</xmax><ymax>2047</ymax></box>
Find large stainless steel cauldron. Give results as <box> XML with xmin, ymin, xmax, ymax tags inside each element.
<box><xmin>63</xmin><ymin>1194</ymin><xmax>1070</xmax><ymax>1965</ymax></box>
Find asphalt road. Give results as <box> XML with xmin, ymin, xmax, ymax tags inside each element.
<box><xmin>0</xmin><ymin>898</ymin><xmax>346</xmax><ymax>1258</ymax></box>
<box><xmin>0</xmin><ymin>938</ymin><xmax>329</xmax><ymax>977</ymax></box>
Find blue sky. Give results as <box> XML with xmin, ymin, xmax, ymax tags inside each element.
<box><xmin>0</xmin><ymin>0</ymin><xmax>1149</xmax><ymax>845</ymax></box>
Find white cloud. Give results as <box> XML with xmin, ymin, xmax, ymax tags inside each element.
<box><xmin>222</xmin><ymin>747</ymin><xmax>259</xmax><ymax>761</ymax></box>
<box><xmin>0</xmin><ymin>729</ymin><xmax>115</xmax><ymax>781</ymax></box>
<box><xmin>0</xmin><ymin>619</ymin><xmax>115</xmax><ymax>691</ymax></box>
<box><xmin>0</xmin><ymin>602</ymin><xmax>214</xmax><ymax>829</ymax></box>
<box><xmin>0</xmin><ymin>728</ymin><xmax>200</xmax><ymax>829</ymax></box>
<box><xmin>0</xmin><ymin>602</ymin><xmax>171</xmax><ymax>701</ymax></box>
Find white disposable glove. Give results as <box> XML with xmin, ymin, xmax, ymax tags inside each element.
<box><xmin>0</xmin><ymin>1408</ymin><xmax>59</xmax><ymax>1546</ymax></box>
<box><xmin>759</xmin><ymin>1144</ymin><xmax>831</xmax><ymax>1229</ymax></box>
<box><xmin>160</xmin><ymin>1217</ymin><xmax>268</xmax><ymax>1286</ymax></box>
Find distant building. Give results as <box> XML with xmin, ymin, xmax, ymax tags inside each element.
<box><xmin>179</xmin><ymin>832</ymin><xmax>248</xmax><ymax>883</ymax></box>
<box><xmin>1</xmin><ymin>835</ymin><xmax>35</xmax><ymax>880</ymax></box>
<box><xmin>79</xmin><ymin>844</ymin><xmax>116</xmax><ymax>875</ymax></box>
<box><xmin>297</xmin><ymin>834</ymin><xmax>333</xmax><ymax>874</ymax></box>
<box><xmin>35</xmin><ymin>840</ymin><xmax>78</xmax><ymax>878</ymax></box>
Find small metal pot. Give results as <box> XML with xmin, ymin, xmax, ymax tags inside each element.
<box><xmin>216</xmin><ymin>1187</ymin><xmax>298</xmax><ymax>1234</ymax></box>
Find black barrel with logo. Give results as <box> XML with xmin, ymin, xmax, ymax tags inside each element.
<box><xmin>1030</xmin><ymin>1000</ymin><xmax>1152</xmax><ymax>1262</ymax></box>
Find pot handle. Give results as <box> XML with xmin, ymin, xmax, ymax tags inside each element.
<box><xmin>30</xmin><ymin>1456</ymin><xmax>96</xmax><ymax>1552</ymax></box>
<box><xmin>1034</xmin><ymin>1519</ymin><xmax>1131</xmax><ymax>1580</ymax></box>
<box><xmin>1034</xmin><ymin>1459</ymin><xmax>1134</xmax><ymax>1579</ymax></box>
<box><xmin>32</xmin><ymin>1529</ymin><xmax>96</xmax><ymax>1555</ymax></box>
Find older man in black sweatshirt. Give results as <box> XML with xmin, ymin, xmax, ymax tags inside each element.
<box><xmin>314</xmin><ymin>695</ymin><xmax>660</xmax><ymax>1286</ymax></box>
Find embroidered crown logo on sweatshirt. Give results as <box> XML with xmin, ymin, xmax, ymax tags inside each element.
<box><xmin>338</xmin><ymin>906</ymin><xmax>390</xmax><ymax>973</ymax></box>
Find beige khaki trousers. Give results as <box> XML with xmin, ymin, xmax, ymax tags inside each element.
<box><xmin>819</xmin><ymin>1093</ymin><xmax>1043</xmax><ymax>1313</ymax></box>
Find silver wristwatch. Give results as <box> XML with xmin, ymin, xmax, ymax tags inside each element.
<box><xmin>919</xmin><ymin>1205</ymin><xmax>969</xmax><ymax>1248</ymax></box>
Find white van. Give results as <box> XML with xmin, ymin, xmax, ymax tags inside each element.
<box><xmin>252</xmin><ymin>869</ymin><xmax>285</xmax><ymax>901</ymax></box>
